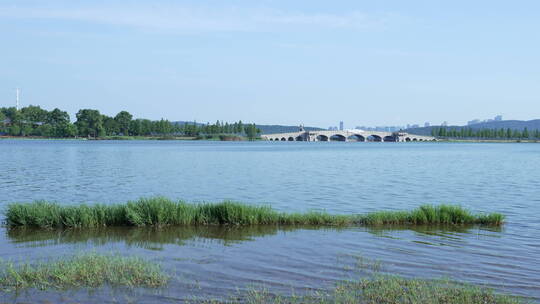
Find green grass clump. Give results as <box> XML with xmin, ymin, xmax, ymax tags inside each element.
<box><xmin>0</xmin><ymin>253</ymin><xmax>168</xmax><ymax>291</ymax></box>
<box><xmin>359</xmin><ymin>204</ymin><xmax>505</xmax><ymax>226</ymax></box>
<box><xmin>4</xmin><ymin>197</ymin><xmax>505</xmax><ymax>229</ymax></box>
<box><xmin>222</xmin><ymin>276</ymin><xmax>525</xmax><ymax>304</ymax></box>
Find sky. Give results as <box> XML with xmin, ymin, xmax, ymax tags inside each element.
<box><xmin>1</xmin><ymin>0</ymin><xmax>539</xmax><ymax>127</ymax></box>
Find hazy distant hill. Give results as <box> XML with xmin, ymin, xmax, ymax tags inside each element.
<box><xmin>406</xmin><ymin>120</ymin><xmax>540</xmax><ymax>136</ymax></box>
<box><xmin>173</xmin><ymin>121</ymin><xmax>324</xmax><ymax>134</ymax></box>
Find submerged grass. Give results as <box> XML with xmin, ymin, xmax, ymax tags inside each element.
<box><xmin>0</xmin><ymin>253</ymin><xmax>168</xmax><ymax>291</ymax></box>
<box><xmin>222</xmin><ymin>276</ymin><xmax>526</xmax><ymax>304</ymax></box>
<box><xmin>4</xmin><ymin>197</ymin><xmax>505</xmax><ymax>229</ymax></box>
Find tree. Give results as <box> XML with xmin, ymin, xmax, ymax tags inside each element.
<box><xmin>75</xmin><ymin>109</ymin><xmax>104</xmax><ymax>138</ymax></box>
<box><xmin>522</xmin><ymin>127</ymin><xmax>529</xmax><ymax>139</ymax></box>
<box><xmin>103</xmin><ymin>115</ymin><xmax>119</xmax><ymax>136</ymax></box>
<box><xmin>238</xmin><ymin>121</ymin><xmax>244</xmax><ymax>134</ymax></box>
<box><xmin>114</xmin><ymin>111</ymin><xmax>133</xmax><ymax>135</ymax></box>
<box><xmin>21</xmin><ymin>105</ymin><xmax>48</xmax><ymax>124</ymax></box>
<box><xmin>245</xmin><ymin>123</ymin><xmax>260</xmax><ymax>140</ymax></box>
<box><xmin>3</xmin><ymin>107</ymin><xmax>21</xmax><ymax>124</ymax></box>
<box><xmin>9</xmin><ymin>125</ymin><xmax>21</xmax><ymax>136</ymax></box>
<box><xmin>47</xmin><ymin>108</ymin><xmax>70</xmax><ymax>125</ymax></box>
<box><xmin>130</xmin><ymin>119</ymin><xmax>142</xmax><ymax>136</ymax></box>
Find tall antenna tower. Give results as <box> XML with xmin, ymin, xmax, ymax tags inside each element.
<box><xmin>15</xmin><ymin>88</ymin><xmax>20</xmax><ymax>110</ymax></box>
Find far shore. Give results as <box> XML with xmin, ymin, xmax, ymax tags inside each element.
<box><xmin>1</xmin><ymin>135</ymin><xmax>539</xmax><ymax>143</ymax></box>
<box><xmin>0</xmin><ymin>135</ymin><xmax>256</xmax><ymax>141</ymax></box>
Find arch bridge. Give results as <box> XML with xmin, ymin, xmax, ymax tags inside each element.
<box><xmin>261</xmin><ymin>130</ymin><xmax>435</xmax><ymax>142</ymax></box>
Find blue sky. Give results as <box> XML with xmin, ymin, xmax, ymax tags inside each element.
<box><xmin>1</xmin><ymin>0</ymin><xmax>539</xmax><ymax>127</ymax></box>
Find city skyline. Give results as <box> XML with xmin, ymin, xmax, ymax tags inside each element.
<box><xmin>1</xmin><ymin>1</ymin><xmax>539</xmax><ymax>126</ymax></box>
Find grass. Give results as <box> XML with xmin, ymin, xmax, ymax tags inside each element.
<box><xmin>219</xmin><ymin>276</ymin><xmax>526</xmax><ymax>304</ymax></box>
<box><xmin>4</xmin><ymin>197</ymin><xmax>505</xmax><ymax>229</ymax></box>
<box><xmin>0</xmin><ymin>253</ymin><xmax>168</xmax><ymax>291</ymax></box>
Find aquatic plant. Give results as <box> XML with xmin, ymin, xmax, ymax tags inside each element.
<box><xmin>0</xmin><ymin>253</ymin><xmax>168</xmax><ymax>291</ymax></box>
<box><xmin>4</xmin><ymin>197</ymin><xmax>505</xmax><ymax>229</ymax></box>
<box><xmin>220</xmin><ymin>276</ymin><xmax>525</xmax><ymax>304</ymax></box>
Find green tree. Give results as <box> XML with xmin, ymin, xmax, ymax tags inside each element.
<box><xmin>2</xmin><ymin>107</ymin><xmax>22</xmax><ymax>125</ymax></box>
<box><xmin>114</xmin><ymin>111</ymin><xmax>133</xmax><ymax>135</ymax></box>
<box><xmin>47</xmin><ymin>108</ymin><xmax>70</xmax><ymax>125</ymax></box>
<box><xmin>522</xmin><ymin>127</ymin><xmax>529</xmax><ymax>139</ymax></box>
<box><xmin>102</xmin><ymin>115</ymin><xmax>119</xmax><ymax>136</ymax></box>
<box><xmin>9</xmin><ymin>125</ymin><xmax>21</xmax><ymax>136</ymax></box>
<box><xmin>21</xmin><ymin>105</ymin><xmax>48</xmax><ymax>124</ymax></box>
<box><xmin>245</xmin><ymin>123</ymin><xmax>260</xmax><ymax>140</ymax></box>
<box><xmin>129</xmin><ymin>119</ymin><xmax>142</xmax><ymax>136</ymax></box>
<box><xmin>75</xmin><ymin>109</ymin><xmax>104</xmax><ymax>138</ymax></box>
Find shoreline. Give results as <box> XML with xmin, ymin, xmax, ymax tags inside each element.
<box><xmin>0</xmin><ymin>135</ymin><xmax>253</xmax><ymax>141</ymax></box>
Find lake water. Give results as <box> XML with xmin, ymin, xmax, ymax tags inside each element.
<box><xmin>1</xmin><ymin>140</ymin><xmax>539</xmax><ymax>303</ymax></box>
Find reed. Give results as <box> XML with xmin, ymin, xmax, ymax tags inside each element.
<box><xmin>0</xmin><ymin>253</ymin><xmax>168</xmax><ymax>291</ymax></box>
<box><xmin>4</xmin><ymin>197</ymin><xmax>505</xmax><ymax>229</ymax></box>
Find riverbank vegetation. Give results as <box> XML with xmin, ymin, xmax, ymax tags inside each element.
<box><xmin>222</xmin><ymin>276</ymin><xmax>525</xmax><ymax>304</ymax></box>
<box><xmin>4</xmin><ymin>198</ymin><xmax>504</xmax><ymax>229</ymax></box>
<box><xmin>0</xmin><ymin>253</ymin><xmax>168</xmax><ymax>291</ymax></box>
<box><xmin>431</xmin><ymin>126</ymin><xmax>540</xmax><ymax>141</ymax></box>
<box><xmin>0</xmin><ymin>106</ymin><xmax>261</xmax><ymax>140</ymax></box>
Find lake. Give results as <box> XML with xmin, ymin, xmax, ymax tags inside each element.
<box><xmin>0</xmin><ymin>140</ymin><xmax>539</xmax><ymax>303</ymax></box>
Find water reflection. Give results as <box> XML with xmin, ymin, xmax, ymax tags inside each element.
<box><xmin>6</xmin><ymin>224</ymin><xmax>500</xmax><ymax>250</ymax></box>
<box><xmin>6</xmin><ymin>226</ymin><xmax>290</xmax><ymax>249</ymax></box>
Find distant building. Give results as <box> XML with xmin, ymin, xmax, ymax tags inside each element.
<box><xmin>467</xmin><ymin>119</ymin><xmax>481</xmax><ymax>126</ymax></box>
<box><xmin>494</xmin><ymin>115</ymin><xmax>503</xmax><ymax>121</ymax></box>
<box><xmin>424</xmin><ymin>122</ymin><xmax>430</xmax><ymax>127</ymax></box>
<box><xmin>442</xmin><ymin>121</ymin><xmax>448</xmax><ymax>127</ymax></box>
<box><xmin>339</xmin><ymin>121</ymin><xmax>344</xmax><ymax>131</ymax></box>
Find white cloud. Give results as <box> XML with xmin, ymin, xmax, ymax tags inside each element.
<box><xmin>0</xmin><ymin>4</ymin><xmax>397</xmax><ymax>33</ymax></box>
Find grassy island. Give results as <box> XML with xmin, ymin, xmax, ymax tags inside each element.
<box><xmin>4</xmin><ymin>197</ymin><xmax>504</xmax><ymax>229</ymax></box>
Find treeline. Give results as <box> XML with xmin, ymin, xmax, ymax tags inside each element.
<box><xmin>431</xmin><ymin>127</ymin><xmax>540</xmax><ymax>139</ymax></box>
<box><xmin>0</xmin><ymin>105</ymin><xmax>261</xmax><ymax>139</ymax></box>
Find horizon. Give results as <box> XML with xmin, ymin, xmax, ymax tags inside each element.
<box><xmin>2</xmin><ymin>1</ymin><xmax>539</xmax><ymax>128</ymax></box>
<box><xmin>0</xmin><ymin>101</ymin><xmax>534</xmax><ymax>129</ymax></box>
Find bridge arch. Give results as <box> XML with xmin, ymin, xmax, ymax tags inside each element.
<box><xmin>281</xmin><ymin>137</ymin><xmax>287</xmax><ymax>141</ymax></box>
<box><xmin>330</xmin><ymin>134</ymin><xmax>346</xmax><ymax>141</ymax></box>
<box><xmin>295</xmin><ymin>136</ymin><xmax>304</xmax><ymax>141</ymax></box>
<box><xmin>405</xmin><ymin>137</ymin><xmax>411</xmax><ymax>142</ymax></box>
<box><xmin>383</xmin><ymin>135</ymin><xmax>396</xmax><ymax>142</ymax></box>
<box><xmin>367</xmin><ymin>135</ymin><xmax>383</xmax><ymax>142</ymax></box>
<box><xmin>412</xmin><ymin>138</ymin><xmax>418</xmax><ymax>142</ymax></box>
<box><xmin>347</xmin><ymin>134</ymin><xmax>365</xmax><ymax>142</ymax></box>
<box><xmin>317</xmin><ymin>135</ymin><xmax>329</xmax><ymax>141</ymax></box>
<box><xmin>288</xmin><ymin>137</ymin><xmax>294</xmax><ymax>141</ymax></box>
